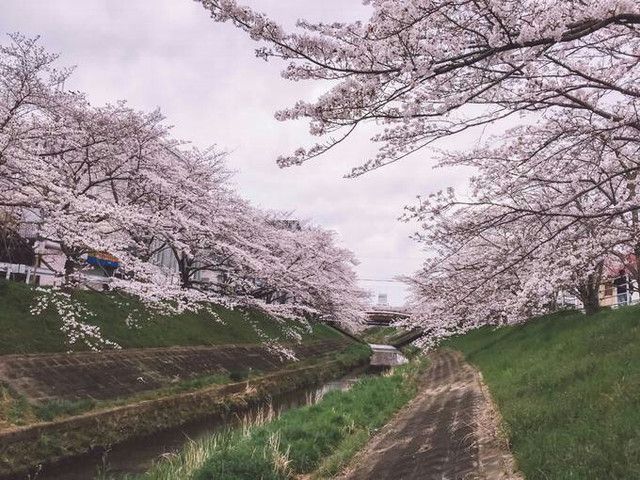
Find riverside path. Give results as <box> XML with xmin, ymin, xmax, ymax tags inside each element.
<box><xmin>339</xmin><ymin>349</ymin><xmax>521</xmax><ymax>480</ymax></box>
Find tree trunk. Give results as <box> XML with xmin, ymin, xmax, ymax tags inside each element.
<box><xmin>628</xmin><ymin>172</ymin><xmax>639</xmax><ymax>293</ymax></box>
<box><xmin>582</xmin><ymin>288</ymin><xmax>600</xmax><ymax>316</ymax></box>
<box><xmin>61</xmin><ymin>246</ymin><xmax>82</xmax><ymax>289</ymax></box>
<box><xmin>576</xmin><ymin>260</ymin><xmax>604</xmax><ymax>316</ymax></box>
<box><xmin>178</xmin><ymin>255</ymin><xmax>192</xmax><ymax>289</ymax></box>
<box><xmin>632</xmin><ymin>241</ymin><xmax>640</xmax><ymax>296</ymax></box>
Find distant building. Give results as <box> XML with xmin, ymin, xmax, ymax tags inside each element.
<box><xmin>600</xmin><ymin>256</ymin><xmax>638</xmax><ymax>307</ymax></box>
<box><xmin>1</xmin><ymin>207</ymin><xmax>119</xmax><ymax>287</ymax></box>
<box><xmin>377</xmin><ymin>293</ymin><xmax>389</xmax><ymax>307</ymax></box>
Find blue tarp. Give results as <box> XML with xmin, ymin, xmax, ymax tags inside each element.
<box><xmin>86</xmin><ymin>255</ymin><xmax>119</xmax><ymax>269</ymax></box>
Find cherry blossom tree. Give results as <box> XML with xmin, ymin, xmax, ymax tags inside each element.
<box><xmin>402</xmin><ymin>205</ymin><xmax>618</xmax><ymax>345</ymax></box>
<box><xmin>196</xmin><ymin>0</ymin><xmax>640</xmax><ymax>340</ymax></box>
<box><xmin>196</xmin><ymin>0</ymin><xmax>640</xmax><ymax>174</ymax></box>
<box><xmin>404</xmin><ymin>107</ymin><xmax>640</xmax><ymax>321</ymax></box>
<box><xmin>0</xmin><ymin>33</ymin><xmax>73</xmax><ymax>244</ymax></box>
<box><xmin>244</xmin><ymin>219</ymin><xmax>369</xmax><ymax>325</ymax></box>
<box><xmin>0</xmin><ymin>34</ymin><xmax>369</xmax><ymax>348</ymax></box>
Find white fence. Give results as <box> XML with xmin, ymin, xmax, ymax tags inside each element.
<box><xmin>0</xmin><ymin>262</ymin><xmax>57</xmax><ymax>285</ymax></box>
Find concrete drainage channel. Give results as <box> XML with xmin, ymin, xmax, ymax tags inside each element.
<box><xmin>0</xmin><ymin>342</ymin><xmax>415</xmax><ymax>480</ymax></box>
<box><xmin>33</xmin><ymin>346</ymin><xmax>407</xmax><ymax>480</ymax></box>
<box><xmin>0</xmin><ymin>338</ymin><xmax>372</xmax><ymax>480</ymax></box>
<box><xmin>37</xmin><ymin>366</ymin><xmax>374</xmax><ymax>480</ymax></box>
<box><xmin>0</xmin><ymin>342</ymin><xmax>409</xmax><ymax>480</ymax></box>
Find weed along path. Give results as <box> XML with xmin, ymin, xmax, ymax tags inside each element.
<box><xmin>339</xmin><ymin>349</ymin><xmax>521</xmax><ymax>480</ymax></box>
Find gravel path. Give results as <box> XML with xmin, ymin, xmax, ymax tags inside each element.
<box><xmin>339</xmin><ymin>349</ymin><xmax>521</xmax><ymax>480</ymax></box>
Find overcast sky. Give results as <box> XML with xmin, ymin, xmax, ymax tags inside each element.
<box><xmin>0</xmin><ymin>1</ymin><xmax>475</xmax><ymax>306</ymax></box>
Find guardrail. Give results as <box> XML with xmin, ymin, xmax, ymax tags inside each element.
<box><xmin>0</xmin><ymin>262</ymin><xmax>56</xmax><ymax>284</ymax></box>
<box><xmin>0</xmin><ymin>262</ymin><xmax>111</xmax><ymax>288</ymax></box>
<box><xmin>559</xmin><ymin>288</ymin><xmax>639</xmax><ymax>311</ymax></box>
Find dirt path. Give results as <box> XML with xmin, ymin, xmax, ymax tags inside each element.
<box><xmin>339</xmin><ymin>349</ymin><xmax>521</xmax><ymax>480</ymax></box>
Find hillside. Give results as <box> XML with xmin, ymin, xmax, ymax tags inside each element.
<box><xmin>0</xmin><ymin>280</ymin><xmax>342</xmax><ymax>355</ymax></box>
<box><xmin>445</xmin><ymin>306</ymin><xmax>640</xmax><ymax>479</ymax></box>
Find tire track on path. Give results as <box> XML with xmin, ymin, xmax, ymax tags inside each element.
<box><xmin>339</xmin><ymin>349</ymin><xmax>521</xmax><ymax>480</ymax></box>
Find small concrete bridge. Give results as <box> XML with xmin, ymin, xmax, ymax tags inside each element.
<box><xmin>369</xmin><ymin>344</ymin><xmax>408</xmax><ymax>366</ymax></box>
<box><xmin>365</xmin><ymin>307</ymin><xmax>411</xmax><ymax>326</ymax></box>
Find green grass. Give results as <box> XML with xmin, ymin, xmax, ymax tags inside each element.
<box><xmin>359</xmin><ymin>326</ymin><xmax>406</xmax><ymax>344</ymax></box>
<box><xmin>444</xmin><ymin>306</ymin><xmax>640</xmax><ymax>480</ymax></box>
<box><xmin>33</xmin><ymin>398</ymin><xmax>100</xmax><ymax>423</ymax></box>
<box><xmin>120</xmin><ymin>356</ymin><xmax>428</xmax><ymax>480</ymax></box>
<box><xmin>0</xmin><ymin>279</ymin><xmax>341</xmax><ymax>354</ymax></box>
<box><xmin>1</xmin><ymin>370</ymin><xmax>239</xmax><ymax>427</ymax></box>
<box><xmin>0</xmin><ymin>383</ymin><xmax>35</xmax><ymax>428</ymax></box>
<box><xmin>400</xmin><ymin>344</ymin><xmax>422</xmax><ymax>359</ymax></box>
<box><xmin>28</xmin><ymin>373</ymin><xmax>233</xmax><ymax>423</ymax></box>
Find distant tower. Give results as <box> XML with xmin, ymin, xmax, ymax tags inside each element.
<box><xmin>377</xmin><ymin>293</ymin><xmax>389</xmax><ymax>307</ymax></box>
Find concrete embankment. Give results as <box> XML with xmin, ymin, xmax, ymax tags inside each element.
<box><xmin>0</xmin><ymin>338</ymin><xmax>369</xmax><ymax>479</ymax></box>
<box><xmin>0</xmin><ymin>339</ymin><xmax>353</xmax><ymax>402</ymax></box>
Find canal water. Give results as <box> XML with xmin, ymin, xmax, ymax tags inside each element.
<box><xmin>35</xmin><ymin>347</ymin><xmax>406</xmax><ymax>480</ymax></box>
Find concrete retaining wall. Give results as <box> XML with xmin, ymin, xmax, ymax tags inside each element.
<box><xmin>0</xmin><ymin>339</ymin><xmax>351</xmax><ymax>401</ymax></box>
<box><xmin>0</xmin><ymin>349</ymin><xmax>370</xmax><ymax>479</ymax></box>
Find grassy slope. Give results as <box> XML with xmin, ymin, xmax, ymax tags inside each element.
<box><xmin>445</xmin><ymin>306</ymin><xmax>640</xmax><ymax>480</ymax></box>
<box><xmin>359</xmin><ymin>326</ymin><xmax>406</xmax><ymax>344</ymax></box>
<box><xmin>0</xmin><ymin>279</ymin><xmax>341</xmax><ymax>354</ymax></box>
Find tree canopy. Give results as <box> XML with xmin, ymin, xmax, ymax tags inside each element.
<box><xmin>0</xmin><ymin>34</ymin><xmax>369</xmax><ymax>348</ymax></box>
<box><xmin>197</xmin><ymin>0</ymin><xmax>640</xmax><ymax>342</ymax></box>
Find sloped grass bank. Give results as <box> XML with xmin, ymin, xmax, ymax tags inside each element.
<box><xmin>0</xmin><ymin>279</ymin><xmax>341</xmax><ymax>354</ymax></box>
<box><xmin>122</xmin><ymin>357</ymin><xmax>429</xmax><ymax>480</ymax></box>
<box><xmin>359</xmin><ymin>326</ymin><xmax>406</xmax><ymax>344</ymax></box>
<box><xmin>445</xmin><ymin>306</ymin><xmax>640</xmax><ymax>480</ymax></box>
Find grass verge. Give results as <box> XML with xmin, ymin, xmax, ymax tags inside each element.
<box><xmin>444</xmin><ymin>306</ymin><xmax>640</xmax><ymax>480</ymax></box>
<box><xmin>0</xmin><ymin>279</ymin><xmax>341</xmax><ymax>354</ymax></box>
<box><xmin>119</xmin><ymin>356</ymin><xmax>428</xmax><ymax>480</ymax></box>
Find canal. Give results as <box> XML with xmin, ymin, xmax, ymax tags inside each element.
<box><xmin>37</xmin><ymin>345</ymin><xmax>406</xmax><ymax>480</ymax></box>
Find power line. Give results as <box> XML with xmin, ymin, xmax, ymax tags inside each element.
<box><xmin>357</xmin><ymin>255</ymin><xmax>425</xmax><ymax>260</ymax></box>
<box><xmin>358</xmin><ymin>278</ymin><xmax>405</xmax><ymax>283</ymax></box>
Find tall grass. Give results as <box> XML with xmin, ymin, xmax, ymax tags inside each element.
<box><xmin>124</xmin><ymin>357</ymin><xmax>428</xmax><ymax>480</ymax></box>
<box><xmin>445</xmin><ymin>306</ymin><xmax>640</xmax><ymax>480</ymax></box>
